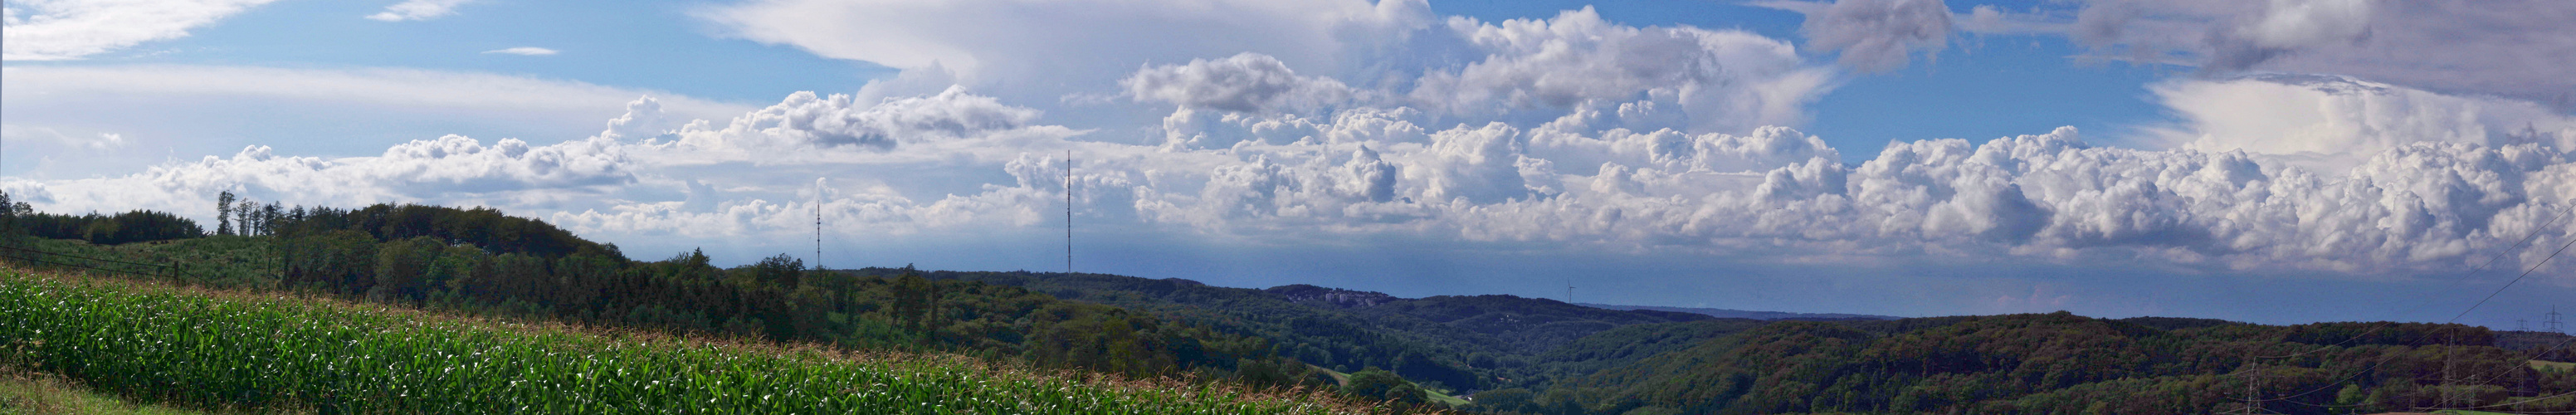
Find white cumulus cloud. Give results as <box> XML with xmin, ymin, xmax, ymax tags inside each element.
<box><xmin>31</xmin><ymin>134</ymin><xmax>637</xmax><ymax>219</ymax></box>
<box><xmin>638</xmin><ymin>85</ymin><xmax>1059</xmax><ymax>164</ymax></box>
<box><xmin>1403</xmin><ymin>7</ymin><xmax>1837</xmax><ymax>134</ymax></box>
<box><xmin>1791</xmin><ymin>0</ymin><xmax>1954</xmax><ymax>72</ymax></box>
<box><xmin>712</xmin><ymin>0</ymin><xmax>1838</xmax><ymax>136</ymax></box>
<box><xmin>2146</xmin><ymin>74</ymin><xmax>2576</xmax><ymax>173</ymax></box>
<box><xmin>1123</xmin><ymin>52</ymin><xmax>1354</xmax><ymax>114</ymax></box>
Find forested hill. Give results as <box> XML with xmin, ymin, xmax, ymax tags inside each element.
<box><xmin>8</xmin><ymin>198</ymin><xmax>2571</xmax><ymax>414</ymax></box>
<box><xmin>0</xmin><ymin>200</ymin><xmax>1325</xmax><ymax>393</ymax></box>
<box><xmin>822</xmin><ymin>268</ymin><xmax>2576</xmax><ymax>414</ymax></box>
<box><xmin>1573</xmin><ymin>303</ymin><xmax>1899</xmax><ymax>321</ymax></box>
<box><xmin>1473</xmin><ymin>313</ymin><xmax>2576</xmax><ymax>415</ymax></box>
<box><xmin>832</xmin><ymin>268</ymin><xmax>1722</xmax><ymax>393</ymax></box>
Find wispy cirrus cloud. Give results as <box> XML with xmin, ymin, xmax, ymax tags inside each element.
<box><xmin>1775</xmin><ymin>0</ymin><xmax>2576</xmax><ymax>107</ymax></box>
<box><xmin>482</xmin><ymin>46</ymin><xmax>559</xmax><ymax>56</ymax></box>
<box><xmin>0</xmin><ymin>64</ymin><xmax>754</xmax><ymax>178</ymax></box>
<box><xmin>2067</xmin><ymin>0</ymin><xmax>2576</xmax><ymax>105</ymax></box>
<box><xmin>2</xmin><ymin>0</ymin><xmax>281</xmax><ymax>61</ymax></box>
<box><xmin>366</xmin><ymin>0</ymin><xmax>475</xmax><ymax>22</ymax></box>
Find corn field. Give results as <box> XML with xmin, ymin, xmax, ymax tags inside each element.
<box><xmin>0</xmin><ymin>269</ymin><xmax>1375</xmax><ymax>414</ymax></box>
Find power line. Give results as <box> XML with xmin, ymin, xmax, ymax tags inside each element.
<box><xmin>2447</xmin><ymin>229</ymin><xmax>2576</xmax><ymax>325</ymax></box>
<box><xmin>2260</xmin><ymin>209</ymin><xmax>2566</xmax><ymax>359</ymax></box>
<box><xmin>816</xmin><ymin>178</ymin><xmax>824</xmax><ymax>271</ymax></box>
<box><xmin>2245</xmin><ymin>208</ymin><xmax>2575</xmax><ymax>408</ymax></box>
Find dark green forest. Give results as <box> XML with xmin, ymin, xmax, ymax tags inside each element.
<box><xmin>2</xmin><ymin>193</ymin><xmax>2570</xmax><ymax>413</ymax></box>
<box><xmin>1495</xmin><ymin>315</ymin><xmax>2575</xmax><ymax>414</ymax></box>
<box><xmin>832</xmin><ymin>269</ymin><xmax>1727</xmax><ymax>394</ymax></box>
<box><xmin>822</xmin><ymin>268</ymin><xmax>2576</xmax><ymax>414</ymax></box>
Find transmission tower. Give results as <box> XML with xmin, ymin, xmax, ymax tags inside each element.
<box><xmin>815</xmin><ymin>178</ymin><xmax>824</xmax><ymax>271</ymax></box>
<box><xmin>2239</xmin><ymin>353</ymin><xmax>2266</xmax><ymax>415</ymax></box>
<box><xmin>2549</xmin><ymin>305</ymin><xmax>2566</xmax><ymax>334</ymax></box>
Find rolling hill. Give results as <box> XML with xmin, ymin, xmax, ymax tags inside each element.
<box><xmin>7</xmin><ymin>203</ymin><xmax>2572</xmax><ymax>414</ymax></box>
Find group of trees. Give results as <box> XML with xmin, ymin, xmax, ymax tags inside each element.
<box><xmin>1</xmin><ymin>191</ymin><xmax>203</xmax><ymax>246</ymax></box>
<box><xmin>17</xmin><ymin>198</ymin><xmax>1329</xmax><ymax>392</ymax></box>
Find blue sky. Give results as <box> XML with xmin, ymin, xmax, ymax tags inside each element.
<box><xmin>7</xmin><ymin>0</ymin><xmax>2576</xmax><ymax>329</ymax></box>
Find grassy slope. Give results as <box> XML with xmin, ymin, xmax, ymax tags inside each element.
<box><xmin>0</xmin><ymin>369</ymin><xmax>216</xmax><ymax>415</ymax></box>
<box><xmin>1306</xmin><ymin>365</ymin><xmax>1466</xmax><ymax>408</ymax></box>
<box><xmin>0</xmin><ymin>268</ymin><xmax>1375</xmax><ymax>414</ymax></box>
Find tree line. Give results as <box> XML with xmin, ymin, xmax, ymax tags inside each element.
<box><xmin>0</xmin><ymin>191</ymin><xmax>203</xmax><ymax>246</ymax></box>
<box><xmin>3</xmin><ymin>193</ymin><xmax>1333</xmax><ymax>393</ymax></box>
<box><xmin>1465</xmin><ymin>313</ymin><xmax>2576</xmax><ymax>414</ymax></box>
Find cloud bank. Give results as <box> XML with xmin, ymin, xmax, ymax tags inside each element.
<box><xmin>711</xmin><ymin>1</ymin><xmax>1837</xmax><ymax>134</ymax></box>
<box><xmin>21</xmin><ymin>74</ymin><xmax>2574</xmax><ymax>285</ymax></box>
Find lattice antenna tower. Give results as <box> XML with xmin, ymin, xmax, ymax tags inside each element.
<box><xmin>1565</xmin><ymin>279</ymin><xmax>1574</xmax><ymax>305</ymax></box>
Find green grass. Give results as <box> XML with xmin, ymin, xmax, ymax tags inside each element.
<box><xmin>1420</xmin><ymin>388</ymin><xmax>1467</xmax><ymax>408</ymax></box>
<box><xmin>0</xmin><ymin>268</ymin><xmax>1375</xmax><ymax>414</ymax></box>
<box><xmin>2</xmin><ymin>235</ymin><xmax>285</xmax><ymax>290</ymax></box>
<box><xmin>2536</xmin><ymin>359</ymin><xmax>2575</xmax><ymax>373</ymax></box>
<box><xmin>1312</xmin><ymin>365</ymin><xmax>1350</xmax><ymax>387</ymax></box>
<box><xmin>0</xmin><ymin>367</ymin><xmax>221</xmax><ymax>415</ymax></box>
<box><xmin>1304</xmin><ymin>365</ymin><xmax>1464</xmax><ymax>408</ymax></box>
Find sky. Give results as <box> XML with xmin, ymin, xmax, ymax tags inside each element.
<box><xmin>6</xmin><ymin>0</ymin><xmax>2576</xmax><ymax>329</ymax></box>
